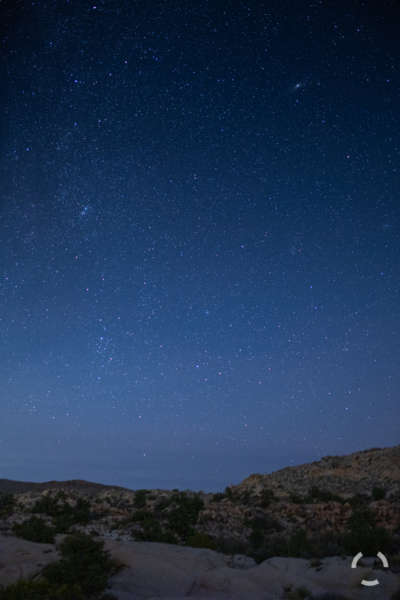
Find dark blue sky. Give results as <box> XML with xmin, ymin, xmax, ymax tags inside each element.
<box><xmin>1</xmin><ymin>0</ymin><xmax>399</xmax><ymax>492</ymax></box>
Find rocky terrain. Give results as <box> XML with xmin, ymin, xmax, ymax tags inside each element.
<box><xmin>0</xmin><ymin>444</ymin><xmax>399</xmax><ymax>599</ymax></box>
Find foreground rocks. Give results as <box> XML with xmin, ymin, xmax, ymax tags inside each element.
<box><xmin>0</xmin><ymin>533</ymin><xmax>399</xmax><ymax>600</ymax></box>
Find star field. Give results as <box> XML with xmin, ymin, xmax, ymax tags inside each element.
<box><xmin>1</xmin><ymin>0</ymin><xmax>399</xmax><ymax>492</ymax></box>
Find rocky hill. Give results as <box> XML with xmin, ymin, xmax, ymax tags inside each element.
<box><xmin>233</xmin><ymin>444</ymin><xmax>400</xmax><ymax>499</ymax></box>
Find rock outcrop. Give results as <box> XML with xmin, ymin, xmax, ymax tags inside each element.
<box><xmin>0</xmin><ymin>533</ymin><xmax>399</xmax><ymax>600</ymax></box>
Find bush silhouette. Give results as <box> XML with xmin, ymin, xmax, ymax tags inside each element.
<box><xmin>0</xmin><ymin>493</ymin><xmax>16</xmax><ymax>517</ymax></box>
<box><xmin>154</xmin><ymin>496</ymin><xmax>170</xmax><ymax>511</ymax></box>
<box><xmin>31</xmin><ymin>492</ymin><xmax>91</xmax><ymax>527</ymax></box>
<box><xmin>186</xmin><ymin>532</ymin><xmax>217</xmax><ymax>549</ymax></box>
<box><xmin>130</xmin><ymin>510</ymin><xmax>177</xmax><ymax>543</ymax></box>
<box><xmin>249</xmin><ymin>528</ymin><xmax>264</xmax><ymax>549</ymax></box>
<box><xmin>224</xmin><ymin>487</ymin><xmax>233</xmax><ymax>500</ymax></box>
<box><xmin>260</xmin><ymin>488</ymin><xmax>275</xmax><ymax>508</ymax></box>
<box><xmin>340</xmin><ymin>505</ymin><xmax>393</xmax><ymax>555</ymax></box>
<box><xmin>371</xmin><ymin>486</ymin><xmax>386</xmax><ymax>501</ymax></box>
<box><xmin>285</xmin><ymin>528</ymin><xmax>312</xmax><ymax>558</ymax></box>
<box><xmin>212</xmin><ymin>493</ymin><xmax>227</xmax><ymax>502</ymax></box>
<box><xmin>12</xmin><ymin>516</ymin><xmax>56</xmax><ymax>544</ymax></box>
<box><xmin>167</xmin><ymin>494</ymin><xmax>204</xmax><ymax>540</ymax></box>
<box><xmin>0</xmin><ymin>580</ymin><xmax>87</xmax><ymax>600</ymax></box>
<box><xmin>307</xmin><ymin>487</ymin><xmax>345</xmax><ymax>504</ymax></box>
<box><xmin>133</xmin><ymin>489</ymin><xmax>147</xmax><ymax>509</ymax></box>
<box><xmin>41</xmin><ymin>532</ymin><xmax>116</xmax><ymax>598</ymax></box>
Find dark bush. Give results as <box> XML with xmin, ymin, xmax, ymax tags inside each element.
<box><xmin>186</xmin><ymin>532</ymin><xmax>217</xmax><ymax>550</ymax></box>
<box><xmin>0</xmin><ymin>493</ymin><xmax>16</xmax><ymax>517</ymax></box>
<box><xmin>167</xmin><ymin>495</ymin><xmax>204</xmax><ymax>540</ymax></box>
<box><xmin>224</xmin><ymin>487</ymin><xmax>233</xmax><ymax>500</ymax></box>
<box><xmin>41</xmin><ymin>532</ymin><xmax>116</xmax><ymax>598</ymax></box>
<box><xmin>248</xmin><ymin>528</ymin><xmax>264</xmax><ymax>549</ymax></box>
<box><xmin>12</xmin><ymin>516</ymin><xmax>56</xmax><ymax>544</ymax></box>
<box><xmin>307</xmin><ymin>487</ymin><xmax>345</xmax><ymax>504</ymax></box>
<box><xmin>371</xmin><ymin>486</ymin><xmax>386</xmax><ymax>501</ymax></box>
<box><xmin>31</xmin><ymin>492</ymin><xmax>91</xmax><ymax>528</ymax></box>
<box><xmin>133</xmin><ymin>490</ymin><xmax>147</xmax><ymax>509</ymax></box>
<box><xmin>307</xmin><ymin>530</ymin><xmax>343</xmax><ymax>559</ymax></box>
<box><xmin>339</xmin><ymin>505</ymin><xmax>394</xmax><ymax>555</ymax></box>
<box><xmin>240</xmin><ymin>490</ymin><xmax>252</xmax><ymax>505</ymax></box>
<box><xmin>214</xmin><ymin>534</ymin><xmax>251</xmax><ymax>556</ymax></box>
<box><xmin>341</xmin><ymin>525</ymin><xmax>393</xmax><ymax>556</ymax></box>
<box><xmin>290</xmin><ymin>494</ymin><xmax>305</xmax><ymax>504</ymax></box>
<box><xmin>347</xmin><ymin>493</ymin><xmax>369</xmax><ymax>507</ymax></box>
<box><xmin>212</xmin><ymin>493</ymin><xmax>227</xmax><ymax>502</ymax></box>
<box><xmin>130</xmin><ymin>509</ymin><xmax>153</xmax><ymax>522</ymax></box>
<box><xmin>52</xmin><ymin>514</ymin><xmax>76</xmax><ymax>534</ymax></box>
<box><xmin>285</xmin><ymin>528</ymin><xmax>312</xmax><ymax>558</ymax></box>
<box><xmin>0</xmin><ymin>580</ymin><xmax>87</xmax><ymax>600</ymax></box>
<box><xmin>154</xmin><ymin>497</ymin><xmax>170</xmax><ymax>511</ymax></box>
<box><xmin>249</xmin><ymin>514</ymin><xmax>284</xmax><ymax>533</ymax></box>
<box><xmin>130</xmin><ymin>510</ymin><xmax>178</xmax><ymax>544</ymax></box>
<box><xmin>260</xmin><ymin>488</ymin><xmax>275</xmax><ymax>508</ymax></box>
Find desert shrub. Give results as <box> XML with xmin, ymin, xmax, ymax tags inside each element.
<box><xmin>133</xmin><ymin>489</ymin><xmax>147</xmax><ymax>509</ymax></box>
<box><xmin>167</xmin><ymin>495</ymin><xmax>204</xmax><ymax>540</ymax></box>
<box><xmin>130</xmin><ymin>509</ymin><xmax>153</xmax><ymax>522</ymax></box>
<box><xmin>307</xmin><ymin>487</ymin><xmax>345</xmax><ymax>504</ymax></box>
<box><xmin>154</xmin><ymin>496</ymin><xmax>170</xmax><ymax>511</ymax></box>
<box><xmin>339</xmin><ymin>505</ymin><xmax>394</xmax><ymax>555</ymax></box>
<box><xmin>260</xmin><ymin>488</ymin><xmax>275</xmax><ymax>508</ymax></box>
<box><xmin>347</xmin><ymin>493</ymin><xmax>369</xmax><ymax>507</ymax></box>
<box><xmin>248</xmin><ymin>528</ymin><xmax>264</xmax><ymax>549</ymax></box>
<box><xmin>41</xmin><ymin>532</ymin><xmax>116</xmax><ymax>598</ymax></box>
<box><xmin>371</xmin><ymin>486</ymin><xmax>386</xmax><ymax>501</ymax></box>
<box><xmin>341</xmin><ymin>524</ymin><xmax>393</xmax><ymax>556</ymax></box>
<box><xmin>309</xmin><ymin>558</ymin><xmax>322</xmax><ymax>568</ymax></box>
<box><xmin>285</xmin><ymin>528</ymin><xmax>312</xmax><ymax>558</ymax></box>
<box><xmin>68</xmin><ymin>498</ymin><xmax>91</xmax><ymax>525</ymax></box>
<box><xmin>31</xmin><ymin>491</ymin><xmax>66</xmax><ymax>517</ymax></box>
<box><xmin>290</xmin><ymin>494</ymin><xmax>305</xmax><ymax>504</ymax></box>
<box><xmin>249</xmin><ymin>545</ymin><xmax>272</xmax><ymax>564</ymax></box>
<box><xmin>249</xmin><ymin>514</ymin><xmax>284</xmax><ymax>533</ymax></box>
<box><xmin>130</xmin><ymin>511</ymin><xmax>177</xmax><ymax>543</ymax></box>
<box><xmin>186</xmin><ymin>532</ymin><xmax>217</xmax><ymax>550</ymax></box>
<box><xmin>239</xmin><ymin>490</ymin><xmax>252</xmax><ymax>505</ymax></box>
<box><xmin>52</xmin><ymin>514</ymin><xmax>76</xmax><ymax>534</ymax></box>
<box><xmin>31</xmin><ymin>492</ymin><xmax>90</xmax><ymax>527</ymax></box>
<box><xmin>12</xmin><ymin>516</ymin><xmax>56</xmax><ymax>544</ymax></box>
<box><xmin>212</xmin><ymin>493</ymin><xmax>227</xmax><ymax>502</ymax></box>
<box><xmin>214</xmin><ymin>535</ymin><xmax>251</xmax><ymax>556</ymax></box>
<box><xmin>0</xmin><ymin>493</ymin><xmax>16</xmax><ymax>517</ymax></box>
<box><xmin>307</xmin><ymin>530</ymin><xmax>343</xmax><ymax>558</ymax></box>
<box><xmin>0</xmin><ymin>580</ymin><xmax>86</xmax><ymax>600</ymax></box>
<box><xmin>224</xmin><ymin>487</ymin><xmax>233</xmax><ymax>500</ymax></box>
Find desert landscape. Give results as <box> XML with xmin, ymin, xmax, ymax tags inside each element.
<box><xmin>1</xmin><ymin>444</ymin><xmax>399</xmax><ymax>600</ymax></box>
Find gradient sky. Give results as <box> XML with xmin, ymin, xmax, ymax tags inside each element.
<box><xmin>1</xmin><ymin>0</ymin><xmax>399</xmax><ymax>493</ymax></box>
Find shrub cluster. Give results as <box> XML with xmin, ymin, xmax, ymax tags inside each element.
<box><xmin>130</xmin><ymin>509</ymin><xmax>177</xmax><ymax>544</ymax></box>
<box><xmin>12</xmin><ymin>491</ymin><xmax>92</xmax><ymax>543</ymax></box>
<box><xmin>166</xmin><ymin>492</ymin><xmax>204</xmax><ymax>540</ymax></box>
<box><xmin>0</xmin><ymin>493</ymin><xmax>16</xmax><ymax>518</ymax></box>
<box><xmin>0</xmin><ymin>532</ymin><xmax>118</xmax><ymax>600</ymax></box>
<box><xmin>133</xmin><ymin>489</ymin><xmax>147</xmax><ymax>509</ymax></box>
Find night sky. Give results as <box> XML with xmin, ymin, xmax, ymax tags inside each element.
<box><xmin>1</xmin><ymin>0</ymin><xmax>399</xmax><ymax>493</ymax></box>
